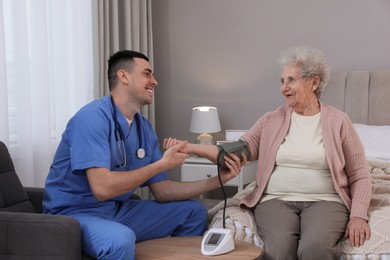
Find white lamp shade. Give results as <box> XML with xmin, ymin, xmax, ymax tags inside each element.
<box><xmin>189</xmin><ymin>106</ymin><xmax>221</xmax><ymax>134</ymax></box>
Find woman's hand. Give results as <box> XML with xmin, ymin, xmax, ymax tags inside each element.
<box><xmin>163</xmin><ymin>137</ymin><xmax>190</xmax><ymax>154</ymax></box>
<box><xmin>218</xmin><ymin>152</ymin><xmax>248</xmax><ymax>184</ymax></box>
<box><xmin>345</xmin><ymin>217</ymin><xmax>371</xmax><ymax>247</ymax></box>
<box><xmin>161</xmin><ymin>141</ymin><xmax>189</xmax><ymax>169</ymax></box>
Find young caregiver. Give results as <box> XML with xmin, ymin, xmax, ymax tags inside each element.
<box><xmin>42</xmin><ymin>50</ymin><xmax>245</xmax><ymax>260</ymax></box>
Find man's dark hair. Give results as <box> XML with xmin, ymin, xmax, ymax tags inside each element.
<box><xmin>107</xmin><ymin>50</ymin><xmax>149</xmax><ymax>91</ymax></box>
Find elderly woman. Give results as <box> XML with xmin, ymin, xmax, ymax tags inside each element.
<box><xmin>238</xmin><ymin>46</ymin><xmax>372</xmax><ymax>259</ymax></box>
<box><xmin>166</xmin><ymin>46</ymin><xmax>372</xmax><ymax>260</ymax></box>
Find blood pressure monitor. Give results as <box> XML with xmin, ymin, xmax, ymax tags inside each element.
<box><xmin>200</xmin><ymin>141</ymin><xmax>246</xmax><ymax>256</ymax></box>
<box><xmin>201</xmin><ymin>228</ymin><xmax>235</xmax><ymax>256</ymax></box>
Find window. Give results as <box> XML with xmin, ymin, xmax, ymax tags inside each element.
<box><xmin>0</xmin><ymin>0</ymin><xmax>95</xmax><ymax>187</ymax></box>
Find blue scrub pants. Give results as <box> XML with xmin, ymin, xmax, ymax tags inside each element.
<box><xmin>68</xmin><ymin>199</ymin><xmax>208</xmax><ymax>260</ymax></box>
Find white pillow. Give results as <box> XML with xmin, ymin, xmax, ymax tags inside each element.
<box><xmin>353</xmin><ymin>124</ymin><xmax>390</xmax><ymax>162</ymax></box>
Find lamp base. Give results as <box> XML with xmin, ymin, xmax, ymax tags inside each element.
<box><xmin>196</xmin><ymin>133</ymin><xmax>215</xmax><ymax>145</ymax></box>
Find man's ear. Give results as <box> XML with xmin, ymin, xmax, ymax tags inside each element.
<box><xmin>117</xmin><ymin>69</ymin><xmax>129</xmax><ymax>84</ymax></box>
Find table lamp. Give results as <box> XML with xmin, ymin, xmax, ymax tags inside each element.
<box><xmin>189</xmin><ymin>106</ymin><xmax>221</xmax><ymax>144</ymax></box>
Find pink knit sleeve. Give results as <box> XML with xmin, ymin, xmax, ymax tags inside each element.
<box><xmin>342</xmin><ymin>120</ymin><xmax>372</xmax><ymax>220</ymax></box>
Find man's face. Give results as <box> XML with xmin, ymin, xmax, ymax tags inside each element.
<box><xmin>127</xmin><ymin>58</ymin><xmax>158</xmax><ymax>106</ymax></box>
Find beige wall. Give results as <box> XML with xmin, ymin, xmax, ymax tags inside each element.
<box><xmin>151</xmin><ymin>0</ymin><xmax>390</xmax><ymax>179</ymax></box>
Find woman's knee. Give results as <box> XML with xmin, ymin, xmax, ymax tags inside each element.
<box><xmin>297</xmin><ymin>239</ymin><xmax>340</xmax><ymax>260</ymax></box>
<box><xmin>261</xmin><ymin>233</ymin><xmax>298</xmax><ymax>260</ymax></box>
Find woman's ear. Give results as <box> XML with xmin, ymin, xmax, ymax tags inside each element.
<box><xmin>312</xmin><ymin>75</ymin><xmax>320</xmax><ymax>91</ymax></box>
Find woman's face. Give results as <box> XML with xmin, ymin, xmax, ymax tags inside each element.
<box><xmin>280</xmin><ymin>64</ymin><xmax>319</xmax><ymax>114</ymax></box>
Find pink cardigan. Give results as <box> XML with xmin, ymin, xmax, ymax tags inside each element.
<box><xmin>240</xmin><ymin>102</ymin><xmax>372</xmax><ymax>220</ymax></box>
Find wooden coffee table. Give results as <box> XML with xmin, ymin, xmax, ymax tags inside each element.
<box><xmin>136</xmin><ymin>236</ymin><xmax>262</xmax><ymax>259</ymax></box>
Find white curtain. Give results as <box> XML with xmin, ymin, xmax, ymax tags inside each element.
<box><xmin>0</xmin><ymin>0</ymin><xmax>95</xmax><ymax>187</ymax></box>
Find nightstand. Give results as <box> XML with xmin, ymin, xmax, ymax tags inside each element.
<box><xmin>181</xmin><ymin>156</ymin><xmax>258</xmax><ymax>194</ymax></box>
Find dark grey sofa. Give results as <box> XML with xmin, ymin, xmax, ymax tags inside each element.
<box><xmin>0</xmin><ymin>141</ymin><xmax>94</xmax><ymax>260</ymax></box>
<box><xmin>0</xmin><ymin>140</ymin><xmax>221</xmax><ymax>259</ymax></box>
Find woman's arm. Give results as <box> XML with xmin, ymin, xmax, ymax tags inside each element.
<box><xmin>163</xmin><ymin>138</ymin><xmax>220</xmax><ymax>163</ymax></box>
<box><xmin>149</xmin><ymin>152</ymin><xmax>246</xmax><ymax>202</ymax></box>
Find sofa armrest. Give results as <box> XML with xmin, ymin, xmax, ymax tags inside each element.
<box><xmin>24</xmin><ymin>187</ymin><xmax>44</xmax><ymax>213</ymax></box>
<box><xmin>0</xmin><ymin>212</ymin><xmax>82</xmax><ymax>260</ymax></box>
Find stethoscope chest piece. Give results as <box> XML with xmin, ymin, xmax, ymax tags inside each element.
<box><xmin>137</xmin><ymin>148</ymin><xmax>146</xmax><ymax>159</ymax></box>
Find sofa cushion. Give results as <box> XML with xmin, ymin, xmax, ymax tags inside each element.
<box><xmin>0</xmin><ymin>142</ymin><xmax>36</xmax><ymax>213</ymax></box>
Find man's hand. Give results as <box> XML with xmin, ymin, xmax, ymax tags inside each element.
<box><xmin>345</xmin><ymin>217</ymin><xmax>371</xmax><ymax>247</ymax></box>
<box><xmin>161</xmin><ymin>141</ymin><xmax>189</xmax><ymax>169</ymax></box>
<box><xmin>218</xmin><ymin>152</ymin><xmax>248</xmax><ymax>184</ymax></box>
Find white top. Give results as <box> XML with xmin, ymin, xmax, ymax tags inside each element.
<box><xmin>126</xmin><ymin>118</ymin><xmax>132</xmax><ymax>127</ymax></box>
<box><xmin>261</xmin><ymin>112</ymin><xmax>342</xmax><ymax>203</ymax></box>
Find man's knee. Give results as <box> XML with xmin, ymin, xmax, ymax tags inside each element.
<box><xmin>178</xmin><ymin>200</ymin><xmax>208</xmax><ymax>219</ymax></box>
<box><xmin>191</xmin><ymin>201</ymin><xmax>208</xmax><ymax>227</ymax></box>
<box><xmin>93</xmin><ymin>228</ymin><xmax>136</xmax><ymax>259</ymax></box>
<box><xmin>173</xmin><ymin>200</ymin><xmax>208</xmax><ymax>236</ymax></box>
<box><xmin>192</xmin><ymin>201</ymin><xmax>208</xmax><ymax>219</ymax></box>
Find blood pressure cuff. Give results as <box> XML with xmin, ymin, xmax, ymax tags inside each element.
<box><xmin>217</xmin><ymin>140</ymin><xmax>251</xmax><ymax>168</ymax></box>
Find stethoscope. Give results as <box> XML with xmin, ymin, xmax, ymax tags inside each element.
<box><xmin>110</xmin><ymin>96</ymin><xmax>146</xmax><ymax>168</ymax></box>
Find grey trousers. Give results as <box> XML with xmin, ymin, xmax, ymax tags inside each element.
<box><xmin>254</xmin><ymin>199</ymin><xmax>349</xmax><ymax>260</ymax></box>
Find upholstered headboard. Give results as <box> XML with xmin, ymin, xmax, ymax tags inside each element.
<box><xmin>321</xmin><ymin>70</ymin><xmax>390</xmax><ymax>125</ymax></box>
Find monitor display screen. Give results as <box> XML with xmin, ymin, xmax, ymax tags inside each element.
<box><xmin>207</xmin><ymin>233</ymin><xmax>222</xmax><ymax>245</ymax></box>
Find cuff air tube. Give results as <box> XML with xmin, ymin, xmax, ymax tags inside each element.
<box><xmin>216</xmin><ymin>139</ymin><xmax>251</xmax><ymax>229</ymax></box>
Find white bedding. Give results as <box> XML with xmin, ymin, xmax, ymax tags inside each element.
<box><xmin>353</xmin><ymin>124</ymin><xmax>390</xmax><ymax>163</ymax></box>
<box><xmin>340</xmin><ymin>160</ymin><xmax>390</xmax><ymax>259</ymax></box>
<box><xmin>341</xmin><ymin>255</ymin><xmax>390</xmax><ymax>260</ymax></box>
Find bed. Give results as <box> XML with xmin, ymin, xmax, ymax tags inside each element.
<box><xmin>209</xmin><ymin>70</ymin><xmax>390</xmax><ymax>259</ymax></box>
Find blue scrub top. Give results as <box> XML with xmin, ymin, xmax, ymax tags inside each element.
<box><xmin>43</xmin><ymin>96</ymin><xmax>168</xmax><ymax>215</ymax></box>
